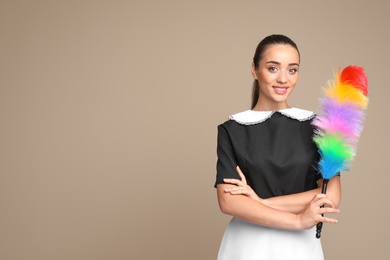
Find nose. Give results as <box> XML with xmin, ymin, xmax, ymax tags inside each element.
<box><xmin>277</xmin><ymin>71</ymin><xmax>287</xmax><ymax>84</ymax></box>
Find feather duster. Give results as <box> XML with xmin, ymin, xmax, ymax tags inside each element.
<box><xmin>312</xmin><ymin>65</ymin><xmax>368</xmax><ymax>238</ymax></box>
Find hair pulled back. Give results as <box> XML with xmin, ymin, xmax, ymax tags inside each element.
<box><xmin>251</xmin><ymin>34</ymin><xmax>300</xmax><ymax>109</ymax></box>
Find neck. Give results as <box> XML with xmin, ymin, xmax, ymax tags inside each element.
<box><xmin>252</xmin><ymin>102</ymin><xmax>290</xmax><ymax>112</ymax></box>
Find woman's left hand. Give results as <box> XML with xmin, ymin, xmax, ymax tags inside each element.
<box><xmin>223</xmin><ymin>166</ymin><xmax>262</xmax><ymax>202</ymax></box>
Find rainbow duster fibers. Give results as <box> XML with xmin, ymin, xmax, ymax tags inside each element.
<box><xmin>312</xmin><ymin>65</ymin><xmax>368</xmax><ymax>239</ymax></box>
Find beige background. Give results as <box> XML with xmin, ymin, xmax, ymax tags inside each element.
<box><xmin>0</xmin><ymin>1</ymin><xmax>388</xmax><ymax>259</ymax></box>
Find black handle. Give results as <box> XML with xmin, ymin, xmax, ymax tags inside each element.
<box><xmin>316</xmin><ymin>179</ymin><xmax>329</xmax><ymax>239</ymax></box>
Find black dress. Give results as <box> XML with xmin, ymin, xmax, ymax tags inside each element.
<box><xmin>215</xmin><ymin>108</ymin><xmax>324</xmax><ymax>260</ymax></box>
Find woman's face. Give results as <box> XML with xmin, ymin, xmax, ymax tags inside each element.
<box><xmin>252</xmin><ymin>44</ymin><xmax>300</xmax><ymax>110</ymax></box>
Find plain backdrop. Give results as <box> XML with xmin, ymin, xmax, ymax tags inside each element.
<box><xmin>1</xmin><ymin>1</ymin><xmax>389</xmax><ymax>259</ymax></box>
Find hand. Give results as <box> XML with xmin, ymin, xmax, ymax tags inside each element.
<box><xmin>223</xmin><ymin>166</ymin><xmax>262</xmax><ymax>202</ymax></box>
<box><xmin>297</xmin><ymin>193</ymin><xmax>340</xmax><ymax>229</ymax></box>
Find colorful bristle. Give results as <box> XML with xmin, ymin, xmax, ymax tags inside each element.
<box><xmin>313</xmin><ymin>98</ymin><xmax>365</xmax><ymax>143</ymax></box>
<box><xmin>325</xmin><ymin>79</ymin><xmax>369</xmax><ymax>109</ymax></box>
<box><xmin>313</xmin><ymin>65</ymin><xmax>368</xmax><ymax>180</ymax></box>
<box><xmin>314</xmin><ymin>133</ymin><xmax>355</xmax><ymax>179</ymax></box>
<box><xmin>340</xmin><ymin>65</ymin><xmax>368</xmax><ymax>96</ymax></box>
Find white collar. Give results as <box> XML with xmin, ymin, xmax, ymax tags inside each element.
<box><xmin>229</xmin><ymin>107</ymin><xmax>315</xmax><ymax>125</ymax></box>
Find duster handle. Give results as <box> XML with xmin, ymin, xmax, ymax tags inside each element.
<box><xmin>316</xmin><ymin>178</ymin><xmax>329</xmax><ymax>239</ymax></box>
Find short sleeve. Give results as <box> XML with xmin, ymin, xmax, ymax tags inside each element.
<box><xmin>214</xmin><ymin>124</ymin><xmax>241</xmax><ymax>187</ymax></box>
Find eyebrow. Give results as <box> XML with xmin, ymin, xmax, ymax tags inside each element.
<box><xmin>266</xmin><ymin>61</ymin><xmax>300</xmax><ymax>66</ymax></box>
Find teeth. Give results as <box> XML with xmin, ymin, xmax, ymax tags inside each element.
<box><xmin>275</xmin><ymin>88</ymin><xmax>286</xmax><ymax>91</ymax></box>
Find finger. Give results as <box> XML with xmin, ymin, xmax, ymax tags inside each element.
<box><xmin>320</xmin><ymin>216</ymin><xmax>338</xmax><ymax>224</ymax></box>
<box><xmin>316</xmin><ymin>197</ymin><xmax>336</xmax><ymax>209</ymax></box>
<box><xmin>319</xmin><ymin>207</ymin><xmax>340</xmax><ymax>215</ymax></box>
<box><xmin>225</xmin><ymin>186</ymin><xmax>248</xmax><ymax>192</ymax></box>
<box><xmin>312</xmin><ymin>194</ymin><xmax>335</xmax><ymax>208</ymax></box>
<box><xmin>236</xmin><ymin>166</ymin><xmax>247</xmax><ymax>184</ymax></box>
<box><xmin>225</xmin><ymin>187</ymin><xmax>252</xmax><ymax>195</ymax></box>
<box><xmin>229</xmin><ymin>189</ymin><xmax>251</xmax><ymax>195</ymax></box>
<box><xmin>223</xmin><ymin>178</ymin><xmax>245</xmax><ymax>186</ymax></box>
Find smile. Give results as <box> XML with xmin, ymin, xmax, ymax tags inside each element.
<box><xmin>273</xmin><ymin>87</ymin><xmax>288</xmax><ymax>95</ymax></box>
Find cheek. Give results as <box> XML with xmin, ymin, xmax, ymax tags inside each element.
<box><xmin>259</xmin><ymin>71</ymin><xmax>275</xmax><ymax>84</ymax></box>
<box><xmin>289</xmin><ymin>74</ymin><xmax>299</xmax><ymax>86</ymax></box>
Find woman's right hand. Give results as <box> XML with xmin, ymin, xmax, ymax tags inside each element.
<box><xmin>296</xmin><ymin>193</ymin><xmax>340</xmax><ymax>229</ymax></box>
<box><xmin>223</xmin><ymin>166</ymin><xmax>263</xmax><ymax>203</ymax></box>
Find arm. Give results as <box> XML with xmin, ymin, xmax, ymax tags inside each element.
<box><xmin>264</xmin><ymin>176</ymin><xmax>341</xmax><ymax>213</ymax></box>
<box><xmin>263</xmin><ymin>188</ymin><xmax>321</xmax><ymax>214</ymax></box>
<box><xmin>217</xmin><ymin>183</ymin><xmax>340</xmax><ymax>230</ymax></box>
<box><xmin>215</xmin><ymin>125</ymin><xmax>340</xmax><ymax>229</ymax></box>
<box><xmin>322</xmin><ymin>176</ymin><xmax>341</xmax><ymax>208</ymax></box>
<box><xmin>224</xmin><ymin>167</ymin><xmax>341</xmax><ymax>214</ymax></box>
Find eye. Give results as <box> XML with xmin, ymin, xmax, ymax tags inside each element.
<box><xmin>268</xmin><ymin>66</ymin><xmax>278</xmax><ymax>72</ymax></box>
<box><xmin>289</xmin><ymin>68</ymin><xmax>298</xmax><ymax>74</ymax></box>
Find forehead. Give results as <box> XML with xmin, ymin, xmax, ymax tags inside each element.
<box><xmin>262</xmin><ymin>44</ymin><xmax>300</xmax><ymax>64</ymax></box>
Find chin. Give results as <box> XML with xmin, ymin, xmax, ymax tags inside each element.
<box><xmin>272</xmin><ymin>97</ymin><xmax>289</xmax><ymax>103</ymax></box>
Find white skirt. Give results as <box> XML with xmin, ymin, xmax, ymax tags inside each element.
<box><xmin>217</xmin><ymin>218</ymin><xmax>324</xmax><ymax>260</ymax></box>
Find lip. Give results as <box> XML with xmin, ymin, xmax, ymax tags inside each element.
<box><xmin>273</xmin><ymin>86</ymin><xmax>289</xmax><ymax>95</ymax></box>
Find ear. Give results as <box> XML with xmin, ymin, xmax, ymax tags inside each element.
<box><xmin>251</xmin><ymin>63</ymin><xmax>258</xmax><ymax>80</ymax></box>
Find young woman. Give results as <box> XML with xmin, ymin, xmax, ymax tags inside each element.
<box><xmin>215</xmin><ymin>34</ymin><xmax>341</xmax><ymax>260</ymax></box>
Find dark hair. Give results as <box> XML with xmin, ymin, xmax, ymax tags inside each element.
<box><xmin>251</xmin><ymin>34</ymin><xmax>300</xmax><ymax>109</ymax></box>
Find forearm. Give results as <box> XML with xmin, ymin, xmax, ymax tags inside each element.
<box><xmin>217</xmin><ymin>184</ymin><xmax>301</xmax><ymax>230</ymax></box>
<box><xmin>323</xmin><ymin>176</ymin><xmax>341</xmax><ymax>208</ymax></box>
<box><xmin>263</xmin><ymin>187</ymin><xmax>321</xmax><ymax>214</ymax></box>
<box><xmin>264</xmin><ymin>177</ymin><xmax>341</xmax><ymax>214</ymax></box>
